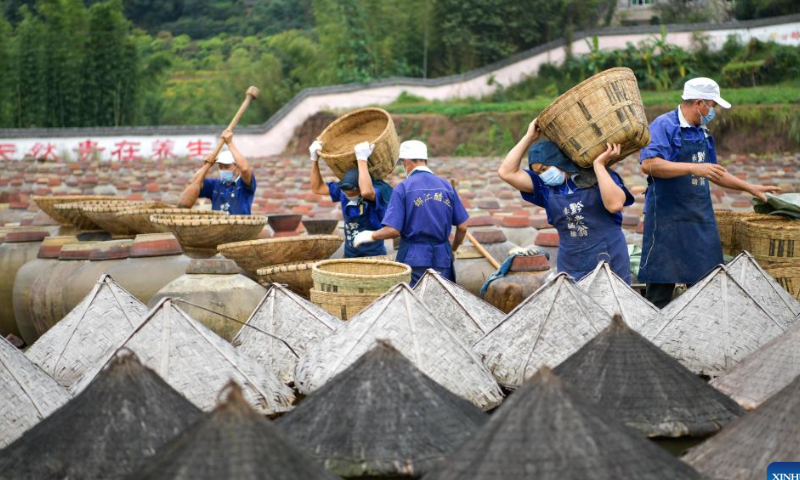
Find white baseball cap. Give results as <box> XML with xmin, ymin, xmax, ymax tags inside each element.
<box><xmin>216</xmin><ymin>150</ymin><xmax>235</xmax><ymax>165</ymax></box>
<box><xmin>399</xmin><ymin>140</ymin><xmax>428</xmax><ymax>160</ymax></box>
<box><xmin>682</xmin><ymin>77</ymin><xmax>731</xmax><ymax>109</ymax></box>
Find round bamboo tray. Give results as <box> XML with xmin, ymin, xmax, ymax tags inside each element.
<box><xmin>53</xmin><ymin>199</ymin><xmax>131</xmax><ymax>230</ymax></box>
<box><xmin>764</xmin><ymin>262</ymin><xmax>800</xmax><ymax>300</ymax></box>
<box><xmin>218</xmin><ymin>235</ymin><xmax>342</xmax><ymax>275</ymax></box>
<box><xmin>115</xmin><ymin>207</ymin><xmax>224</xmax><ymax>234</ymax></box>
<box><xmin>317</xmin><ymin>107</ymin><xmax>399</xmax><ymax>180</ymax></box>
<box><xmin>741</xmin><ymin>217</ymin><xmax>798</xmax><ymax>263</ymax></box>
<box><xmin>33</xmin><ymin>195</ymin><xmax>118</xmax><ymax>226</ymax></box>
<box><xmin>257</xmin><ymin>260</ymin><xmax>317</xmax><ymax>298</ymax></box>
<box><xmin>150</xmin><ymin>214</ymin><xmax>267</xmax><ymax>258</ymax></box>
<box><xmin>714</xmin><ymin>211</ymin><xmax>773</xmax><ymax>256</ymax></box>
<box><xmin>538</xmin><ymin>67</ymin><xmax>650</xmax><ymax>168</ymax></box>
<box><xmin>312</xmin><ymin>258</ymin><xmax>411</xmax><ymax>294</ymax></box>
<box><xmin>309</xmin><ymin>288</ymin><xmax>380</xmax><ymax>321</ymax></box>
<box><xmin>83</xmin><ymin>201</ymin><xmax>168</xmax><ymax>238</ymax></box>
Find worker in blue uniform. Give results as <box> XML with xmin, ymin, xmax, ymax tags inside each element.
<box><xmin>498</xmin><ymin>117</ymin><xmax>635</xmax><ymax>283</ymax></box>
<box><xmin>309</xmin><ymin>140</ymin><xmax>393</xmax><ymax>258</ymax></box>
<box><xmin>352</xmin><ymin>140</ymin><xmax>469</xmax><ymax>287</ymax></box>
<box><xmin>178</xmin><ymin>129</ymin><xmax>256</xmax><ymax>215</ymax></box>
<box><xmin>638</xmin><ymin>77</ymin><xmax>780</xmax><ymax>308</ymax></box>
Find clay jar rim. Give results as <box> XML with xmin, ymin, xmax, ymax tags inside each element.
<box><xmin>500</xmin><ymin>215</ymin><xmax>532</xmax><ymax>228</ymax></box>
<box><xmin>466</xmin><ymin>216</ymin><xmax>497</xmax><ymax>228</ymax></box>
<box><xmin>470</xmin><ymin>228</ymin><xmax>508</xmax><ymax>245</ymax></box>
<box><xmin>88</xmin><ymin>240</ymin><xmax>133</xmax><ymax>260</ymax></box>
<box><xmin>534</xmin><ymin>229</ymin><xmax>560</xmax><ymax>248</ymax></box>
<box><xmin>130</xmin><ymin>234</ymin><xmax>183</xmax><ymax>258</ymax></box>
<box><xmin>509</xmin><ymin>254</ymin><xmax>550</xmax><ymax>272</ymax></box>
<box><xmin>37</xmin><ymin>236</ymin><xmax>79</xmax><ymax>259</ymax></box>
<box><xmin>5</xmin><ymin>230</ymin><xmax>50</xmax><ymax>243</ymax></box>
<box><xmin>59</xmin><ymin>242</ymin><xmax>97</xmax><ymax>260</ymax></box>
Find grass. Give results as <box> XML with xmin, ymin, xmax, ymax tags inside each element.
<box><xmin>383</xmin><ymin>85</ymin><xmax>800</xmax><ymax>118</ymax></box>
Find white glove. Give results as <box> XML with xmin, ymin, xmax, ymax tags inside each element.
<box><xmin>309</xmin><ymin>140</ymin><xmax>323</xmax><ymax>162</ymax></box>
<box><xmin>354</xmin><ymin>142</ymin><xmax>375</xmax><ymax>162</ymax></box>
<box><xmin>353</xmin><ymin>230</ymin><xmax>377</xmax><ymax>247</ymax></box>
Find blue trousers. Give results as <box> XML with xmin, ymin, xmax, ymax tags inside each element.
<box><xmin>409</xmin><ymin>266</ymin><xmax>456</xmax><ymax>288</ymax></box>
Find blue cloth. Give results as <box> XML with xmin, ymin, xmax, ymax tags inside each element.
<box><xmin>520</xmin><ymin>170</ymin><xmax>632</xmax><ymax>283</ymax></box>
<box><xmin>520</xmin><ymin>169</ymin><xmax>634</xmax><ymax>226</ymax></box>
<box><xmin>638</xmin><ymin>125</ymin><xmax>723</xmax><ymax>284</ymax></box>
<box><xmin>382</xmin><ymin>168</ymin><xmax>469</xmax><ymax>270</ymax></box>
<box><xmin>410</xmin><ymin>265</ymin><xmax>455</xmax><ymax>288</ymax></box>
<box><xmin>200</xmin><ymin>175</ymin><xmax>256</xmax><ymax>215</ymax></box>
<box><xmin>328</xmin><ymin>180</ymin><xmax>390</xmax><ymax>258</ymax></box>
<box><xmin>479</xmin><ymin>250</ymin><xmax>551</xmax><ymax>296</ymax></box>
<box><xmin>639</xmin><ymin>108</ymin><xmax>718</xmax><ymax>210</ymax></box>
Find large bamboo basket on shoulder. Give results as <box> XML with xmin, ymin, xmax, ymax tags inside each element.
<box><xmin>714</xmin><ymin>211</ymin><xmax>774</xmax><ymax>256</ymax></box>
<box><xmin>33</xmin><ymin>195</ymin><xmax>118</xmax><ymax>226</ymax></box>
<box><xmin>53</xmin><ymin>199</ymin><xmax>131</xmax><ymax>230</ymax></box>
<box><xmin>317</xmin><ymin>107</ymin><xmax>399</xmax><ymax>180</ymax></box>
<box><xmin>538</xmin><ymin>68</ymin><xmax>650</xmax><ymax>168</ymax></box>
<box><xmin>741</xmin><ymin>217</ymin><xmax>800</xmax><ymax>263</ymax></box>
<box><xmin>312</xmin><ymin>259</ymin><xmax>411</xmax><ymax>294</ymax></box>
<box><xmin>217</xmin><ymin>235</ymin><xmax>343</xmax><ymax>276</ymax></box>
<box><xmin>150</xmin><ymin>214</ymin><xmax>267</xmax><ymax>258</ymax></box>
<box><xmin>83</xmin><ymin>201</ymin><xmax>169</xmax><ymax>237</ymax></box>
<box><xmin>115</xmin><ymin>207</ymin><xmax>224</xmax><ymax>234</ymax></box>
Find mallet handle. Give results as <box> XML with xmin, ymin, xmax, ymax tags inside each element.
<box><xmin>210</xmin><ymin>86</ymin><xmax>260</xmax><ymax>160</ymax></box>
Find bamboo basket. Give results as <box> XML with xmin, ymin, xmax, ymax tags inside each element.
<box><xmin>309</xmin><ymin>288</ymin><xmax>381</xmax><ymax>321</ymax></box>
<box><xmin>150</xmin><ymin>214</ymin><xmax>267</xmax><ymax>258</ymax></box>
<box><xmin>53</xmin><ymin>199</ymin><xmax>132</xmax><ymax>230</ymax></box>
<box><xmin>538</xmin><ymin>67</ymin><xmax>650</xmax><ymax>167</ymax></box>
<box><xmin>83</xmin><ymin>201</ymin><xmax>168</xmax><ymax>238</ymax></box>
<box><xmin>115</xmin><ymin>207</ymin><xmax>223</xmax><ymax>234</ymax></box>
<box><xmin>33</xmin><ymin>195</ymin><xmax>118</xmax><ymax>226</ymax></box>
<box><xmin>256</xmin><ymin>255</ymin><xmax>391</xmax><ymax>299</ymax></box>
<box><xmin>714</xmin><ymin>211</ymin><xmax>773</xmax><ymax>256</ymax></box>
<box><xmin>312</xmin><ymin>259</ymin><xmax>411</xmax><ymax>294</ymax></box>
<box><xmin>764</xmin><ymin>262</ymin><xmax>800</xmax><ymax>300</ymax></box>
<box><xmin>217</xmin><ymin>235</ymin><xmax>343</xmax><ymax>275</ymax></box>
<box><xmin>257</xmin><ymin>261</ymin><xmax>317</xmax><ymax>298</ymax></box>
<box><xmin>741</xmin><ymin>217</ymin><xmax>799</xmax><ymax>263</ymax></box>
<box><xmin>317</xmin><ymin>108</ymin><xmax>399</xmax><ymax>180</ymax></box>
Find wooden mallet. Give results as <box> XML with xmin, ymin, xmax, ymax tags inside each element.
<box><xmin>177</xmin><ymin>86</ymin><xmax>260</xmax><ymax>209</ymax></box>
<box><xmin>209</xmin><ymin>86</ymin><xmax>260</xmax><ymax>160</ymax></box>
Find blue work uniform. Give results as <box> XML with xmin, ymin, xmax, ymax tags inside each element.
<box><xmin>200</xmin><ymin>176</ymin><xmax>257</xmax><ymax>215</ymax></box>
<box><xmin>637</xmin><ymin>107</ymin><xmax>723</xmax><ymax>285</ymax></box>
<box><xmin>382</xmin><ymin>167</ymin><xmax>469</xmax><ymax>287</ymax></box>
<box><xmin>327</xmin><ymin>181</ymin><xmax>390</xmax><ymax>258</ymax></box>
<box><xmin>521</xmin><ymin>170</ymin><xmax>634</xmax><ymax>283</ymax></box>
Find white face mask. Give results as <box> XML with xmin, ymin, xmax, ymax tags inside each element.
<box><xmin>539</xmin><ymin>166</ymin><xmax>566</xmax><ymax>186</ymax></box>
<box><xmin>345</xmin><ymin>194</ymin><xmax>362</xmax><ymax>207</ymax></box>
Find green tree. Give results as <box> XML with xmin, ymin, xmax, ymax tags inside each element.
<box><xmin>38</xmin><ymin>0</ymin><xmax>89</xmax><ymax>127</ymax></box>
<box><xmin>0</xmin><ymin>9</ymin><xmax>14</xmax><ymax>126</ymax></box>
<box><xmin>81</xmin><ymin>0</ymin><xmax>140</xmax><ymax>126</ymax></box>
<box><xmin>735</xmin><ymin>0</ymin><xmax>800</xmax><ymax>20</ymax></box>
<box><xmin>13</xmin><ymin>6</ymin><xmax>47</xmax><ymax>127</ymax></box>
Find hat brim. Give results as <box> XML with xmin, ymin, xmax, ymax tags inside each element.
<box><xmin>713</xmin><ymin>95</ymin><xmax>731</xmax><ymax>109</ymax></box>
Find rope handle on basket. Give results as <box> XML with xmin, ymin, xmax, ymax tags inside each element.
<box><xmin>169</xmin><ymin>298</ymin><xmax>299</xmax><ymax>358</ymax></box>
